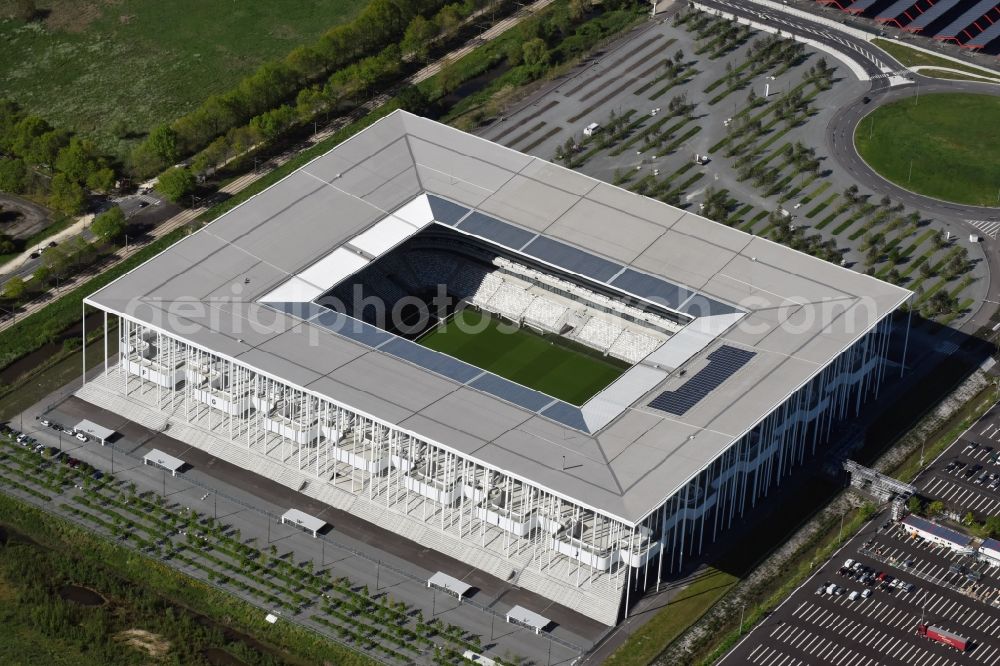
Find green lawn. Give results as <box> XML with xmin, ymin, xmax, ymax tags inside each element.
<box><xmin>871</xmin><ymin>39</ymin><xmax>1000</xmax><ymax>82</ymax></box>
<box><xmin>855</xmin><ymin>93</ymin><xmax>1000</xmax><ymax>206</ymax></box>
<box><xmin>417</xmin><ymin>309</ymin><xmax>628</xmax><ymax>406</ymax></box>
<box><xmin>1</xmin><ymin>0</ymin><xmax>369</xmax><ymax>154</ymax></box>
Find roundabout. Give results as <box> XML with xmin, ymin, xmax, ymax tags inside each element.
<box><xmin>854</xmin><ymin>93</ymin><xmax>1000</xmax><ymax>208</ymax></box>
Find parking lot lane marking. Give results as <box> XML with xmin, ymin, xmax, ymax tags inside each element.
<box><xmin>750</xmin><ymin>646</ymin><xmax>770</xmax><ymax>663</ymax></box>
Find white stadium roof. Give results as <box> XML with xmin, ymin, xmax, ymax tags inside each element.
<box><xmin>85</xmin><ymin>111</ymin><xmax>910</xmax><ymax>524</ymax></box>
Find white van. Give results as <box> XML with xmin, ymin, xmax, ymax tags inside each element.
<box><xmin>583</xmin><ymin>122</ymin><xmax>601</xmax><ymax>137</ymax></box>
<box><xmin>826</xmin><ymin>584</ymin><xmax>837</xmax><ymax>595</ymax></box>
<box><xmin>848</xmin><ymin>591</ymin><xmax>859</xmax><ymax>601</ymax></box>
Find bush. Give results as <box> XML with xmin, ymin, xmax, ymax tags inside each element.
<box><xmin>156</xmin><ymin>167</ymin><xmax>197</xmax><ymax>203</ymax></box>
<box><xmin>91</xmin><ymin>207</ymin><xmax>126</xmax><ymax>242</ymax></box>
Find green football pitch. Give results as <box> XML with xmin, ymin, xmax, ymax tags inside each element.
<box><xmin>417</xmin><ymin>309</ymin><xmax>629</xmax><ymax>406</ymax></box>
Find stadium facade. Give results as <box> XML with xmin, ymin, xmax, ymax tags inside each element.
<box><xmin>79</xmin><ymin>111</ymin><xmax>911</xmax><ymax>625</ymax></box>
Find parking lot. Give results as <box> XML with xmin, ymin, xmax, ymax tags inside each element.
<box><xmin>723</xmin><ymin>400</ymin><xmax>1000</xmax><ymax>666</ymax></box>
<box><xmin>916</xmin><ymin>404</ymin><xmax>1000</xmax><ymax>521</ymax></box>
<box><xmin>723</xmin><ymin>514</ymin><xmax>1000</xmax><ymax>665</ymax></box>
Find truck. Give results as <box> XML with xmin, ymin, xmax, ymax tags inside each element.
<box><xmin>917</xmin><ymin>623</ymin><xmax>969</xmax><ymax>652</ymax></box>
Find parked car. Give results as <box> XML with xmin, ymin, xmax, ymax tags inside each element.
<box><xmin>75</xmin><ymin>432</ymin><xmax>88</xmax><ymax>442</ymax></box>
<box><xmin>40</xmin><ymin>418</ymin><xmax>51</xmax><ymax>427</ymax></box>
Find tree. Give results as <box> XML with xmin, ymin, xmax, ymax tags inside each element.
<box><xmin>401</xmin><ymin>15</ymin><xmax>438</xmax><ymax>62</ymax></box>
<box><xmin>49</xmin><ymin>173</ymin><xmax>86</xmax><ymax>215</ymax></box>
<box><xmin>156</xmin><ymin>166</ymin><xmax>196</xmax><ymax>203</ymax></box>
<box><xmin>521</xmin><ymin>38</ymin><xmax>550</xmax><ymax>69</ymax></box>
<box><xmin>3</xmin><ymin>276</ymin><xmax>26</xmax><ymax>301</ymax></box>
<box><xmin>927</xmin><ymin>500</ymin><xmax>944</xmax><ymax>516</ymax></box>
<box><xmin>0</xmin><ymin>157</ymin><xmax>27</xmax><ymax>193</ymax></box>
<box><xmin>396</xmin><ymin>85</ymin><xmax>433</xmax><ymax>117</ymax></box>
<box><xmin>249</xmin><ymin>105</ymin><xmax>297</xmax><ymax>141</ymax></box>
<box><xmin>91</xmin><ymin>206</ymin><xmax>126</xmax><ymax>242</ymax></box>
<box><xmin>569</xmin><ymin>0</ymin><xmax>591</xmax><ymax>22</ymax></box>
<box><xmin>907</xmin><ymin>495</ymin><xmax>922</xmax><ymax>515</ymax></box>
<box><xmin>985</xmin><ymin>515</ymin><xmax>1000</xmax><ymax>537</ymax></box>
<box><xmin>146</xmin><ymin>125</ymin><xmax>179</xmax><ymax>165</ymax></box>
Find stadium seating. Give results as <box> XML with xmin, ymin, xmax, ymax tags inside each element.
<box><xmin>326</xmin><ymin>241</ymin><xmax>675</xmax><ymax>359</ymax></box>
<box><xmin>577</xmin><ymin>316</ymin><xmax>623</xmax><ymax>352</ymax></box>
<box><xmin>609</xmin><ymin>329</ymin><xmax>661</xmax><ymax>364</ymax></box>
<box><xmin>487</xmin><ymin>282</ymin><xmax>536</xmax><ymax>320</ymax></box>
<box><xmin>523</xmin><ymin>298</ymin><xmax>568</xmax><ymax>332</ymax></box>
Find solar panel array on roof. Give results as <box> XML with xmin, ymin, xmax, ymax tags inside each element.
<box><xmin>648</xmin><ymin>345</ymin><xmax>756</xmax><ymax>415</ymax></box>
<box><xmin>904</xmin><ymin>0</ymin><xmax>960</xmax><ymax>30</ymax></box>
<box><xmin>966</xmin><ymin>16</ymin><xmax>1000</xmax><ymax>46</ymax></box>
<box><xmin>522</xmin><ymin>235</ymin><xmax>622</xmax><ymax>282</ymax></box>
<box><xmin>426</xmin><ymin>194</ymin><xmax>470</xmax><ymax>226</ymax></box>
<box><xmin>935</xmin><ymin>0</ymin><xmax>998</xmax><ymax>38</ymax></box>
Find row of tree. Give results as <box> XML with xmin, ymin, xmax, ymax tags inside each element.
<box><xmin>0</xmin><ymin>100</ymin><xmax>116</xmax><ymax>214</ymax></box>
<box><xmin>129</xmin><ymin>0</ymin><xmax>499</xmax><ymax>179</ymax></box>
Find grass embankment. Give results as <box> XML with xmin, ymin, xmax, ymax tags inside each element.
<box><xmin>0</xmin><ymin>0</ymin><xmax>368</xmax><ymax>153</ymax></box>
<box><xmin>871</xmin><ymin>39</ymin><xmax>1000</xmax><ymax>82</ymax></box>
<box><xmin>604</xmin><ymin>568</ymin><xmax>738</xmax><ymax>666</ymax></box>
<box><xmin>855</xmin><ymin>93</ymin><xmax>1000</xmax><ymax>206</ymax></box>
<box><xmin>418</xmin><ymin>309</ymin><xmax>628</xmax><ymax>405</ymax></box>
<box><xmin>0</xmin><ymin>493</ymin><xmax>373</xmax><ymax>666</ymax></box>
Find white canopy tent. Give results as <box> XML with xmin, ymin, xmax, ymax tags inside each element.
<box><xmin>280</xmin><ymin>508</ymin><xmax>326</xmax><ymax>537</ymax></box>
<box><xmin>74</xmin><ymin>419</ymin><xmax>115</xmax><ymax>445</ymax></box>
<box><xmin>506</xmin><ymin>605</ymin><xmax>550</xmax><ymax>634</ymax></box>
<box><xmin>427</xmin><ymin>571</ymin><xmax>471</xmax><ymax>599</ymax></box>
<box><xmin>143</xmin><ymin>449</ymin><xmax>185</xmax><ymax>476</ymax></box>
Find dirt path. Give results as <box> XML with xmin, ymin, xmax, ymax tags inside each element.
<box><xmin>0</xmin><ymin>194</ymin><xmax>51</xmax><ymax>241</ymax></box>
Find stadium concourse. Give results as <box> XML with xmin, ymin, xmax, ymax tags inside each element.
<box><xmin>76</xmin><ymin>111</ymin><xmax>910</xmax><ymax>625</ymax></box>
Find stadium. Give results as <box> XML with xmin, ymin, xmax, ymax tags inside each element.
<box><xmin>78</xmin><ymin>111</ymin><xmax>911</xmax><ymax>625</ymax></box>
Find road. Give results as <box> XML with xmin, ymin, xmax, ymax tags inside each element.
<box><xmin>698</xmin><ymin>0</ymin><xmax>1000</xmax><ymax>338</ymax></box>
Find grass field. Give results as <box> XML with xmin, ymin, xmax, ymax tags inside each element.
<box><xmin>0</xmin><ymin>0</ymin><xmax>369</xmax><ymax>153</ymax></box>
<box><xmin>855</xmin><ymin>93</ymin><xmax>1000</xmax><ymax>206</ymax></box>
<box><xmin>871</xmin><ymin>39</ymin><xmax>1000</xmax><ymax>82</ymax></box>
<box><xmin>417</xmin><ymin>309</ymin><xmax>628</xmax><ymax>406</ymax></box>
